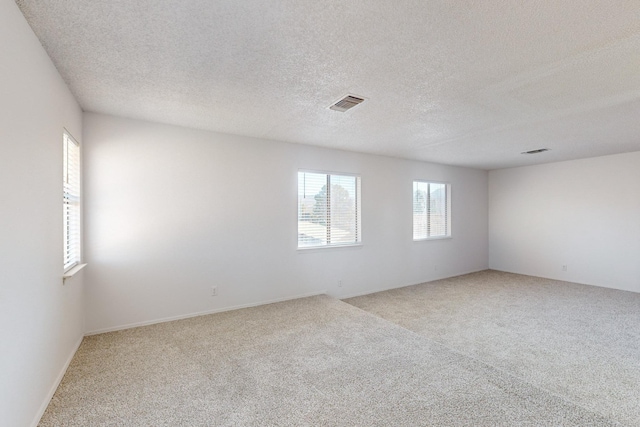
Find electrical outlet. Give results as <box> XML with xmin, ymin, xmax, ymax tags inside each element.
<box><xmin>211</xmin><ymin>286</ymin><xmax>217</xmax><ymax>296</ymax></box>
<box><xmin>562</xmin><ymin>265</ymin><xmax>567</xmax><ymax>272</ymax></box>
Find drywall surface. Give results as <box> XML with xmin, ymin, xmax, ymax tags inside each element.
<box><xmin>489</xmin><ymin>151</ymin><xmax>640</xmax><ymax>292</ymax></box>
<box><xmin>0</xmin><ymin>1</ymin><xmax>84</xmax><ymax>426</ymax></box>
<box><xmin>83</xmin><ymin>113</ymin><xmax>488</xmax><ymax>333</ymax></box>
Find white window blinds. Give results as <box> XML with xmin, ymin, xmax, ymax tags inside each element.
<box><xmin>63</xmin><ymin>132</ymin><xmax>81</xmax><ymax>270</ymax></box>
<box><xmin>413</xmin><ymin>181</ymin><xmax>451</xmax><ymax>240</ymax></box>
<box><xmin>298</xmin><ymin>171</ymin><xmax>361</xmax><ymax>248</ymax></box>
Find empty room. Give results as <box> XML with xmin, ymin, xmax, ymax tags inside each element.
<box><xmin>2</xmin><ymin>0</ymin><xmax>640</xmax><ymax>426</ymax></box>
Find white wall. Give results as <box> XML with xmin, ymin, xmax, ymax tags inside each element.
<box><xmin>0</xmin><ymin>1</ymin><xmax>84</xmax><ymax>426</ymax></box>
<box><xmin>489</xmin><ymin>151</ymin><xmax>640</xmax><ymax>292</ymax></box>
<box><xmin>83</xmin><ymin>113</ymin><xmax>488</xmax><ymax>333</ymax></box>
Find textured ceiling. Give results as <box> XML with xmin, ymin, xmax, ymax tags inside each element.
<box><xmin>15</xmin><ymin>0</ymin><xmax>640</xmax><ymax>169</ymax></box>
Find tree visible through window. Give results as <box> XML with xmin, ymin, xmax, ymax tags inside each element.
<box><xmin>413</xmin><ymin>181</ymin><xmax>451</xmax><ymax>240</ymax></box>
<box><xmin>298</xmin><ymin>171</ymin><xmax>361</xmax><ymax>248</ymax></box>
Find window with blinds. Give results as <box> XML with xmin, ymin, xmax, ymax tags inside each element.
<box><xmin>63</xmin><ymin>132</ymin><xmax>81</xmax><ymax>271</ymax></box>
<box><xmin>413</xmin><ymin>181</ymin><xmax>451</xmax><ymax>240</ymax></box>
<box><xmin>298</xmin><ymin>171</ymin><xmax>361</xmax><ymax>248</ymax></box>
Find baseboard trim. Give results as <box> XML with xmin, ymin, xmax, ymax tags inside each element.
<box><xmin>338</xmin><ymin>268</ymin><xmax>488</xmax><ymax>300</ymax></box>
<box><xmin>31</xmin><ymin>271</ymin><xmax>486</xmax><ymax>424</ymax></box>
<box><xmin>486</xmin><ymin>267</ymin><xmax>640</xmax><ymax>293</ymax></box>
<box><xmin>85</xmin><ymin>269</ymin><xmax>491</xmax><ymax>336</ymax></box>
<box><xmin>31</xmin><ymin>335</ymin><xmax>84</xmax><ymax>427</ymax></box>
<box><xmin>85</xmin><ymin>290</ymin><xmax>328</xmax><ymax>336</ymax></box>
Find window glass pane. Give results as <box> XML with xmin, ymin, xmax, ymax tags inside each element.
<box><xmin>63</xmin><ymin>132</ymin><xmax>81</xmax><ymax>270</ymax></box>
<box><xmin>298</xmin><ymin>172</ymin><xmax>328</xmax><ymax>247</ymax></box>
<box><xmin>413</xmin><ymin>180</ymin><xmax>450</xmax><ymax>240</ymax></box>
<box><xmin>298</xmin><ymin>171</ymin><xmax>361</xmax><ymax>248</ymax></box>
<box><xmin>429</xmin><ymin>183</ymin><xmax>447</xmax><ymax>237</ymax></box>
<box><xmin>329</xmin><ymin>175</ymin><xmax>357</xmax><ymax>245</ymax></box>
<box><xmin>413</xmin><ymin>181</ymin><xmax>428</xmax><ymax>240</ymax></box>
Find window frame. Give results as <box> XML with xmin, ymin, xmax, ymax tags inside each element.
<box><xmin>297</xmin><ymin>169</ymin><xmax>362</xmax><ymax>250</ymax></box>
<box><xmin>63</xmin><ymin>130</ymin><xmax>81</xmax><ymax>272</ymax></box>
<box><xmin>412</xmin><ymin>180</ymin><xmax>451</xmax><ymax>241</ymax></box>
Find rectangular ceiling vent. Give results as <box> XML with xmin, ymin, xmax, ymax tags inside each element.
<box><xmin>521</xmin><ymin>148</ymin><xmax>550</xmax><ymax>155</ymax></box>
<box><xmin>329</xmin><ymin>95</ymin><xmax>365</xmax><ymax>112</ymax></box>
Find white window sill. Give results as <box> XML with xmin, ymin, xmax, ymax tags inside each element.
<box><xmin>297</xmin><ymin>243</ymin><xmax>363</xmax><ymax>253</ymax></box>
<box><xmin>63</xmin><ymin>263</ymin><xmax>87</xmax><ymax>283</ymax></box>
<box><xmin>413</xmin><ymin>236</ymin><xmax>452</xmax><ymax>242</ymax></box>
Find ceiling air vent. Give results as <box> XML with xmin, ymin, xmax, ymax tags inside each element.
<box><xmin>329</xmin><ymin>95</ymin><xmax>365</xmax><ymax>112</ymax></box>
<box><xmin>521</xmin><ymin>148</ymin><xmax>550</xmax><ymax>155</ymax></box>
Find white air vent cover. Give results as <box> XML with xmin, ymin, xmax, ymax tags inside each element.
<box><xmin>521</xmin><ymin>148</ymin><xmax>550</xmax><ymax>154</ymax></box>
<box><xmin>329</xmin><ymin>95</ymin><xmax>365</xmax><ymax>112</ymax></box>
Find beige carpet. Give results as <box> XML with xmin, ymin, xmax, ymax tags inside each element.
<box><xmin>40</xmin><ymin>285</ymin><xmax>622</xmax><ymax>426</ymax></box>
<box><xmin>345</xmin><ymin>270</ymin><xmax>640</xmax><ymax>426</ymax></box>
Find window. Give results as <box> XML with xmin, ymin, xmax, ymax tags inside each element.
<box><xmin>298</xmin><ymin>171</ymin><xmax>361</xmax><ymax>248</ymax></box>
<box><xmin>63</xmin><ymin>131</ymin><xmax>81</xmax><ymax>271</ymax></box>
<box><xmin>413</xmin><ymin>181</ymin><xmax>451</xmax><ymax>240</ymax></box>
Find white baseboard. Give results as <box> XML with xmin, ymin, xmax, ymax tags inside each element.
<box><xmin>31</xmin><ymin>335</ymin><xmax>84</xmax><ymax>427</ymax></box>
<box><xmin>338</xmin><ymin>268</ymin><xmax>488</xmax><ymax>300</ymax></box>
<box><xmin>29</xmin><ymin>270</ymin><xmax>488</xmax><ymax>425</ymax></box>
<box><xmin>85</xmin><ymin>290</ymin><xmax>328</xmax><ymax>336</ymax></box>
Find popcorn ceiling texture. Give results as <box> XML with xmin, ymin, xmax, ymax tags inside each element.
<box><xmin>15</xmin><ymin>0</ymin><xmax>640</xmax><ymax>169</ymax></box>
<box><xmin>39</xmin><ymin>290</ymin><xmax>623</xmax><ymax>426</ymax></box>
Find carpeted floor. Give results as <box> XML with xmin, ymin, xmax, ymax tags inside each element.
<box><xmin>39</xmin><ymin>271</ymin><xmax>636</xmax><ymax>426</ymax></box>
<box><xmin>345</xmin><ymin>270</ymin><xmax>640</xmax><ymax>426</ymax></box>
